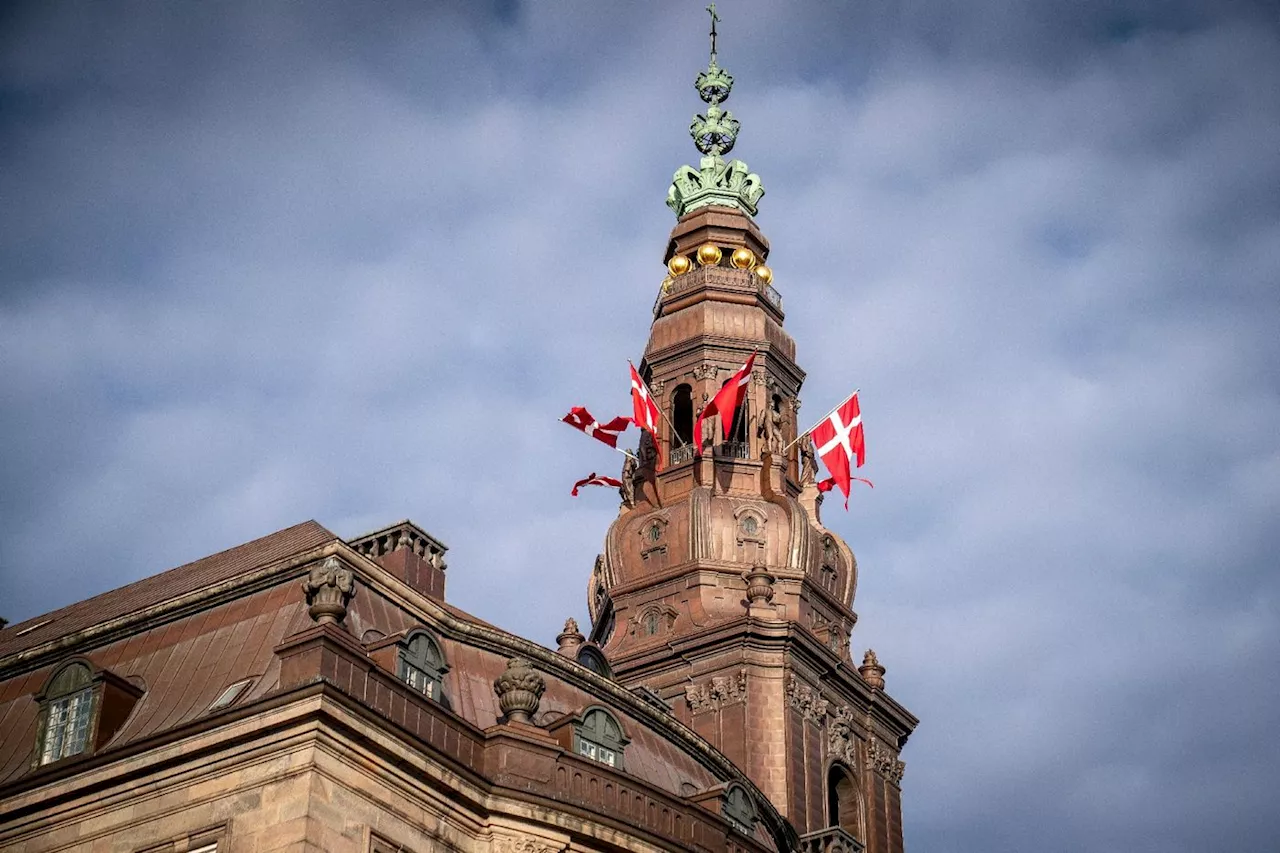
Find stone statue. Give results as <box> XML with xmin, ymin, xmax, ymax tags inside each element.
<box><xmin>800</xmin><ymin>440</ymin><xmax>818</xmax><ymax>484</ymax></box>
<box><xmin>619</xmin><ymin>454</ymin><xmax>637</xmax><ymax>507</ymax></box>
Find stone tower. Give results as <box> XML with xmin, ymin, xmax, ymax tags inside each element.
<box><xmin>585</xmin><ymin>11</ymin><xmax>918</xmax><ymax>853</ymax></box>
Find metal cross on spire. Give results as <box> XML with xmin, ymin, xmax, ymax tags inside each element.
<box><xmin>707</xmin><ymin>4</ymin><xmax>720</xmax><ymax>65</ymax></box>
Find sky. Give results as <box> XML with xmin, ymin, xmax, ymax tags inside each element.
<box><xmin>1</xmin><ymin>1</ymin><xmax>1278</xmax><ymax>851</ymax></box>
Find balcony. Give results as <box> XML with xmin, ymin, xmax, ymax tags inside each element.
<box><xmin>712</xmin><ymin>441</ymin><xmax>750</xmax><ymax>460</ymax></box>
<box><xmin>653</xmin><ymin>265</ymin><xmax>784</xmax><ymax>318</ymax></box>
<box><xmin>669</xmin><ymin>444</ymin><xmax>697</xmax><ymax>466</ymax></box>
<box><xmin>799</xmin><ymin>827</ymin><xmax>865</xmax><ymax>853</ymax></box>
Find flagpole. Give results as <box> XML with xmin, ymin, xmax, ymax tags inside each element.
<box><xmin>782</xmin><ymin>388</ymin><xmax>859</xmax><ymax>454</ymax></box>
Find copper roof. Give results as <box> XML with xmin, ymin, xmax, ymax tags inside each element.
<box><xmin>0</xmin><ymin>520</ymin><xmax>335</xmax><ymax>660</ymax></box>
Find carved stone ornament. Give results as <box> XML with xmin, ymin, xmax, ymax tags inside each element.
<box><xmin>691</xmin><ymin>363</ymin><xmax>720</xmax><ymax>381</ymax></box>
<box><xmin>493</xmin><ymin>657</ymin><xmax>545</xmax><ymax>724</ymax></box>
<box><xmin>684</xmin><ymin>669</ymin><xmax>748</xmax><ymax>714</ymax></box>
<box><xmin>859</xmin><ymin>649</ymin><xmax>886</xmax><ymax>690</ymax></box>
<box><xmin>785</xmin><ymin>676</ymin><xmax>829</xmax><ymax>723</ymax></box>
<box><xmin>743</xmin><ymin>569</ymin><xmax>776</xmax><ymax>606</ymax></box>
<box><xmin>301</xmin><ymin>556</ymin><xmax>356</xmax><ymax>626</ymax></box>
<box><xmin>493</xmin><ymin>835</ymin><xmax>565</xmax><ymax>853</ymax></box>
<box><xmin>826</xmin><ymin>705</ymin><xmax>857</xmax><ymax>764</ymax></box>
<box><xmin>556</xmin><ymin>618</ymin><xmax>585</xmax><ymax>658</ymax></box>
<box><xmin>866</xmin><ymin>736</ymin><xmax>906</xmax><ymax>784</ymax></box>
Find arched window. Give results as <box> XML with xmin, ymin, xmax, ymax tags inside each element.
<box><xmin>729</xmin><ymin>394</ymin><xmax>749</xmax><ymax>444</ymax></box>
<box><xmin>37</xmin><ymin>662</ymin><xmax>94</xmax><ymax>765</ymax></box>
<box><xmin>672</xmin><ymin>384</ymin><xmax>694</xmax><ymax>447</ymax></box>
<box><xmin>398</xmin><ymin>631</ymin><xmax>448</xmax><ymax>701</ymax></box>
<box><xmin>827</xmin><ymin>764</ymin><xmax>865</xmax><ymax>840</ymax></box>
<box><xmin>575</xmin><ymin>707</ymin><xmax>628</xmax><ymax>769</ymax></box>
<box><xmin>722</xmin><ymin>783</ymin><xmax>758</xmax><ymax>834</ymax></box>
<box><xmin>576</xmin><ymin>645</ymin><xmax>613</xmax><ymax>678</ymax></box>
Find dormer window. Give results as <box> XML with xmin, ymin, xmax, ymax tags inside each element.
<box><xmin>722</xmin><ymin>783</ymin><xmax>758</xmax><ymax>834</ymax></box>
<box><xmin>37</xmin><ymin>662</ymin><xmax>94</xmax><ymax>765</ymax></box>
<box><xmin>574</xmin><ymin>707</ymin><xmax>628</xmax><ymax>769</ymax></box>
<box><xmin>398</xmin><ymin>631</ymin><xmax>447</xmax><ymax>700</ymax></box>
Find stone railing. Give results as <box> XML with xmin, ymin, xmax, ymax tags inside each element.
<box><xmin>669</xmin><ymin>444</ymin><xmax>697</xmax><ymax>466</ymax></box>
<box><xmin>349</xmin><ymin>521</ymin><xmax>447</xmax><ymax>567</ymax></box>
<box><xmin>799</xmin><ymin>827</ymin><xmax>865</xmax><ymax>853</ymax></box>
<box><xmin>654</xmin><ymin>265</ymin><xmax>784</xmax><ymax>318</ymax></box>
<box><xmin>713</xmin><ymin>441</ymin><xmax>750</xmax><ymax>460</ymax></box>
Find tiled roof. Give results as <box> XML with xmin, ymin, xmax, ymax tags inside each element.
<box><xmin>0</xmin><ymin>521</ymin><xmax>335</xmax><ymax>661</ymax></box>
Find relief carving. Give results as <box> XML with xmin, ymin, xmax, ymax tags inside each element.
<box><xmin>785</xmin><ymin>675</ymin><xmax>829</xmax><ymax>723</ymax></box>
<box><xmin>827</xmin><ymin>705</ymin><xmax>857</xmax><ymax>764</ymax></box>
<box><xmin>684</xmin><ymin>669</ymin><xmax>748</xmax><ymax>714</ymax></box>
<box><xmin>691</xmin><ymin>363</ymin><xmax>720</xmax><ymax>381</ymax></box>
<box><xmin>494</xmin><ymin>836</ymin><xmax>565</xmax><ymax>853</ymax></box>
<box><xmin>866</xmin><ymin>736</ymin><xmax>906</xmax><ymax>784</ymax></box>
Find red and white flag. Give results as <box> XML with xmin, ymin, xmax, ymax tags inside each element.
<box><xmin>693</xmin><ymin>351</ymin><xmax>757</xmax><ymax>454</ymax></box>
<box><xmin>561</xmin><ymin>406</ymin><xmax>631</xmax><ymax>449</ymax></box>
<box><xmin>810</xmin><ymin>390</ymin><xmax>869</xmax><ymax>508</ymax></box>
<box><xmin>571</xmin><ymin>472</ymin><xmax>624</xmax><ymax>496</ymax></box>
<box><xmin>629</xmin><ymin>362</ymin><xmax>661</xmax><ymax>436</ymax></box>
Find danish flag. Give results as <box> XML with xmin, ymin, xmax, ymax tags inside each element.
<box><xmin>810</xmin><ymin>390</ymin><xmax>870</xmax><ymax>508</ymax></box>
<box><xmin>629</xmin><ymin>362</ymin><xmax>661</xmax><ymax>436</ymax></box>
<box><xmin>571</xmin><ymin>472</ymin><xmax>623</xmax><ymax>496</ymax></box>
<box><xmin>561</xmin><ymin>406</ymin><xmax>631</xmax><ymax>449</ymax></box>
<box><xmin>694</xmin><ymin>351</ymin><xmax>757</xmax><ymax>454</ymax></box>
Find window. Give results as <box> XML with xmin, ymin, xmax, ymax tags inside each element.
<box><xmin>574</xmin><ymin>707</ymin><xmax>628</xmax><ymax>770</ymax></box>
<box><xmin>722</xmin><ymin>783</ymin><xmax>758</xmax><ymax>834</ymax></box>
<box><xmin>37</xmin><ymin>662</ymin><xmax>94</xmax><ymax>765</ymax></box>
<box><xmin>207</xmin><ymin>678</ymin><xmax>254</xmax><ymax>712</ymax></box>
<box><xmin>827</xmin><ymin>764</ymin><xmax>865</xmax><ymax>840</ymax></box>
<box><xmin>672</xmin><ymin>384</ymin><xmax>694</xmax><ymax>447</ymax></box>
<box><xmin>576</xmin><ymin>645</ymin><xmax>613</xmax><ymax>678</ymax></box>
<box><xmin>398</xmin><ymin>631</ymin><xmax>447</xmax><ymax>701</ymax></box>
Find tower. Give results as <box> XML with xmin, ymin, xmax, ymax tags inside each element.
<box><xmin>586</xmin><ymin>10</ymin><xmax>918</xmax><ymax>853</ymax></box>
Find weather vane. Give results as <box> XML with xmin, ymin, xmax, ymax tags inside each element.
<box><xmin>707</xmin><ymin>4</ymin><xmax>720</xmax><ymax>65</ymax></box>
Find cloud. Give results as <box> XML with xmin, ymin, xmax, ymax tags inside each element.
<box><xmin>2</xmin><ymin>2</ymin><xmax>1278</xmax><ymax>852</ymax></box>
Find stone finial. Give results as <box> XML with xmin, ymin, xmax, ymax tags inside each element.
<box><xmin>302</xmin><ymin>556</ymin><xmax>356</xmax><ymax>627</ymax></box>
<box><xmin>493</xmin><ymin>657</ymin><xmax>545</xmax><ymax>724</ymax></box>
<box><xmin>556</xmin><ymin>618</ymin><xmax>586</xmax><ymax>658</ymax></box>
<box><xmin>859</xmin><ymin>649</ymin><xmax>886</xmax><ymax>690</ymax></box>
<box><xmin>742</xmin><ymin>568</ymin><xmax>779</xmax><ymax>620</ymax></box>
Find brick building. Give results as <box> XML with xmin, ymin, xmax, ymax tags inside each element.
<box><xmin>0</xmin><ymin>22</ymin><xmax>915</xmax><ymax>853</ymax></box>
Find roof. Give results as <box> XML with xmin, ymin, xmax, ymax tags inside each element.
<box><xmin>0</xmin><ymin>520</ymin><xmax>336</xmax><ymax>661</ymax></box>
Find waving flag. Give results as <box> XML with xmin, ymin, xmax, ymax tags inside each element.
<box><xmin>810</xmin><ymin>390</ymin><xmax>869</xmax><ymax>508</ymax></box>
<box><xmin>694</xmin><ymin>351</ymin><xmax>757</xmax><ymax>454</ymax></box>
<box><xmin>571</xmin><ymin>472</ymin><xmax>623</xmax><ymax>496</ymax></box>
<box><xmin>561</xmin><ymin>406</ymin><xmax>631</xmax><ymax>449</ymax></box>
<box><xmin>629</xmin><ymin>362</ymin><xmax>661</xmax><ymax>436</ymax></box>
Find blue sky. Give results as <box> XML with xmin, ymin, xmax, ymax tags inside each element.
<box><xmin>2</xmin><ymin>2</ymin><xmax>1278</xmax><ymax>851</ymax></box>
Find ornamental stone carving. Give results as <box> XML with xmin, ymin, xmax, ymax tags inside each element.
<box><xmin>691</xmin><ymin>363</ymin><xmax>720</xmax><ymax>381</ymax></box>
<box><xmin>826</xmin><ymin>705</ymin><xmax>857</xmax><ymax>764</ymax></box>
<box><xmin>556</xmin><ymin>618</ymin><xmax>585</xmax><ymax>658</ymax></box>
<box><xmin>859</xmin><ymin>649</ymin><xmax>886</xmax><ymax>690</ymax></box>
<box><xmin>866</xmin><ymin>736</ymin><xmax>906</xmax><ymax>784</ymax></box>
<box><xmin>494</xmin><ymin>657</ymin><xmax>545</xmax><ymax>724</ymax></box>
<box><xmin>493</xmin><ymin>835</ymin><xmax>565</xmax><ymax>853</ymax></box>
<box><xmin>301</xmin><ymin>557</ymin><xmax>356</xmax><ymax>627</ymax></box>
<box><xmin>785</xmin><ymin>676</ymin><xmax>829</xmax><ymax>723</ymax></box>
<box><xmin>684</xmin><ymin>669</ymin><xmax>748</xmax><ymax>714</ymax></box>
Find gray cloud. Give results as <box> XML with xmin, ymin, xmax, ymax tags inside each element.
<box><xmin>2</xmin><ymin>2</ymin><xmax>1277</xmax><ymax>852</ymax></box>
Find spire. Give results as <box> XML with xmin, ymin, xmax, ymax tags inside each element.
<box><xmin>666</xmin><ymin>6</ymin><xmax>765</xmax><ymax>220</ymax></box>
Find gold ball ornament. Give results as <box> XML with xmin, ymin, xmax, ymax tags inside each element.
<box><xmin>730</xmin><ymin>247</ymin><xmax>756</xmax><ymax>269</ymax></box>
<box><xmin>667</xmin><ymin>254</ymin><xmax>692</xmax><ymax>276</ymax></box>
<box><xmin>753</xmin><ymin>264</ymin><xmax>774</xmax><ymax>284</ymax></box>
<box><xmin>696</xmin><ymin>243</ymin><xmax>723</xmax><ymax>266</ymax></box>
<box><xmin>661</xmin><ymin>277</ymin><xmax>673</xmax><ymax>293</ymax></box>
